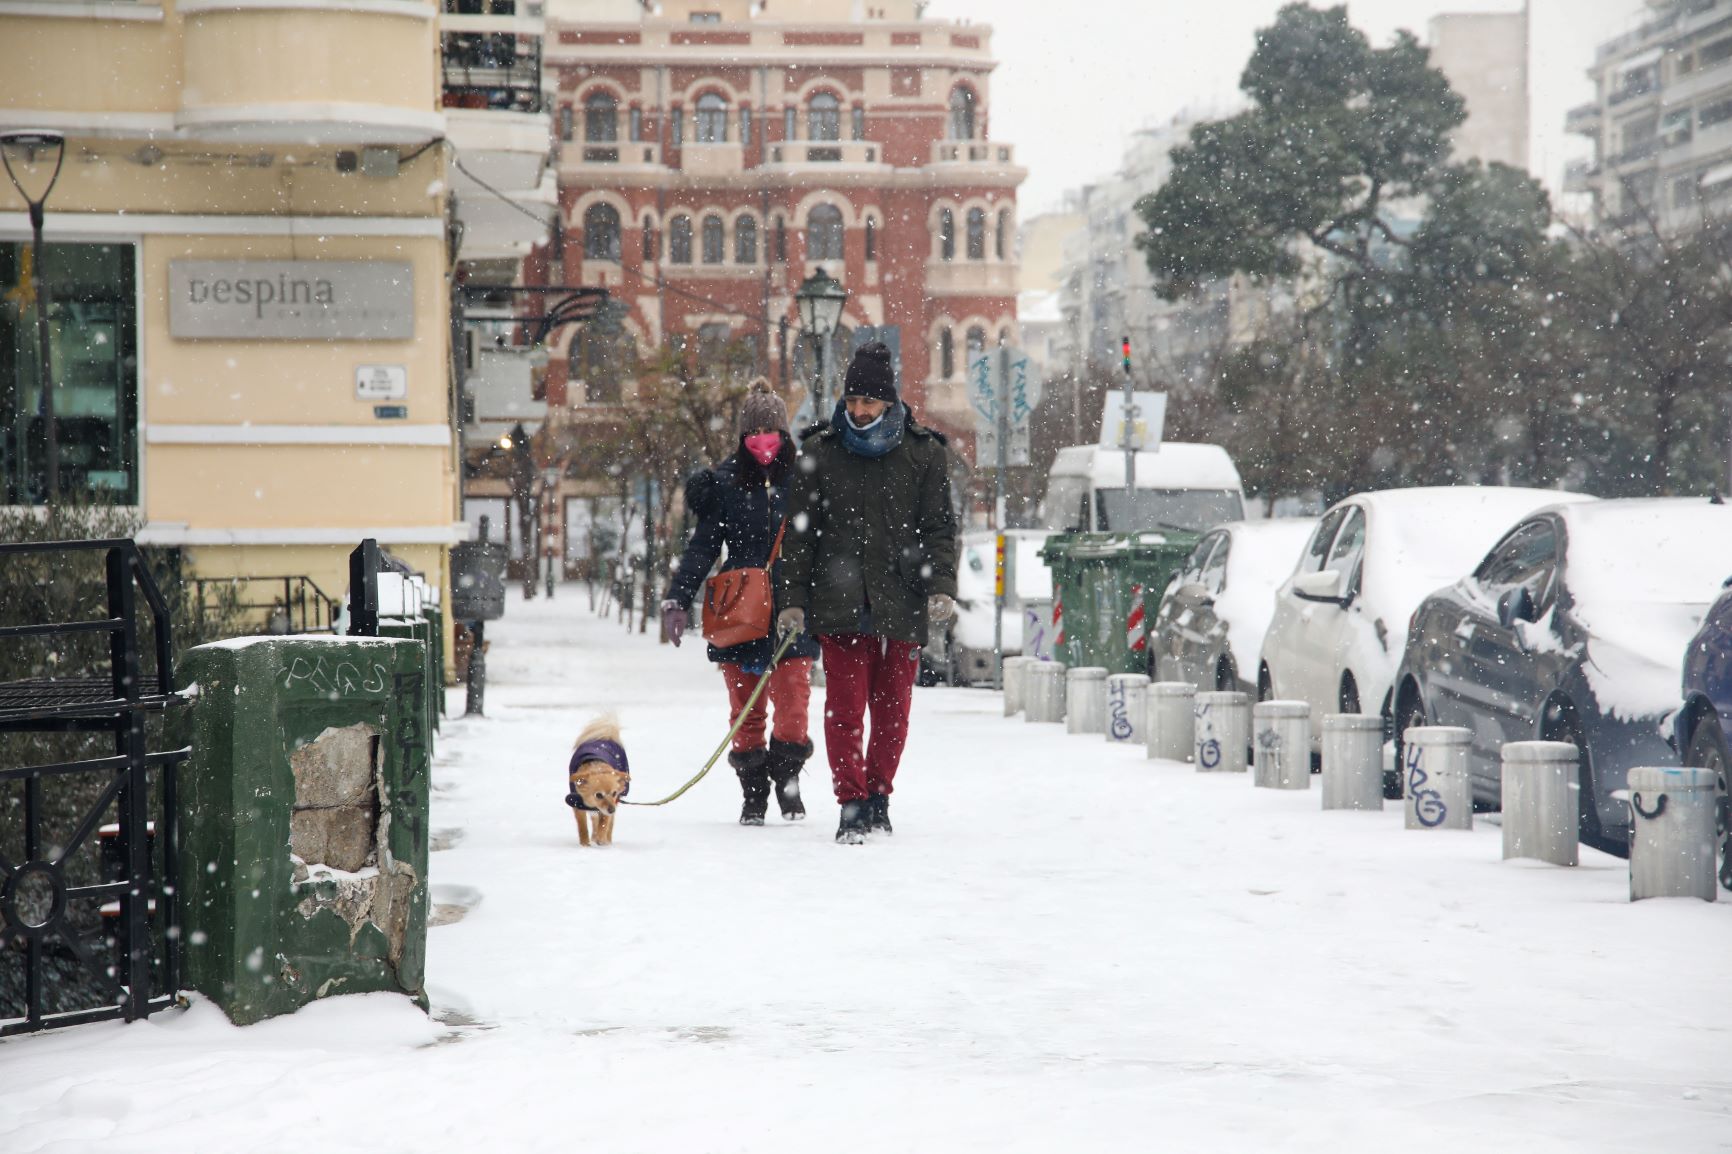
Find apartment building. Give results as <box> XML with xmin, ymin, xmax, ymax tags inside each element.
<box><xmin>1566</xmin><ymin>0</ymin><xmax>1732</xmax><ymax>232</ymax></box>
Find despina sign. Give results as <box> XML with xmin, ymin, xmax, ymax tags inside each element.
<box><xmin>169</xmin><ymin>260</ymin><xmax>415</xmax><ymax>340</ymax></box>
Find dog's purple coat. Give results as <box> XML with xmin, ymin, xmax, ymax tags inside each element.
<box><xmin>567</xmin><ymin>738</ymin><xmax>631</xmax><ymax>810</ymax></box>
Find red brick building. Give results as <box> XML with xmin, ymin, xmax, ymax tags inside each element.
<box><xmin>535</xmin><ymin>0</ymin><xmax>1023</xmax><ymax>455</ymax></box>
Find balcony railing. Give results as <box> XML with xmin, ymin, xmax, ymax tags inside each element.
<box><xmin>765</xmin><ymin>140</ymin><xmax>882</xmax><ymax>166</ymax></box>
<box><xmin>930</xmin><ymin>140</ymin><xmax>1017</xmax><ymax>166</ymax></box>
<box><xmin>1565</xmin><ymin>102</ymin><xmax>1602</xmax><ymax>136</ymax></box>
<box><xmin>442</xmin><ymin>30</ymin><xmax>543</xmax><ymax>114</ymax></box>
<box><xmin>1608</xmin><ymin>75</ymin><xmax>1659</xmax><ymax>107</ymax></box>
<box><xmin>1609</xmin><ymin>138</ymin><xmax>1660</xmax><ymax>167</ymax></box>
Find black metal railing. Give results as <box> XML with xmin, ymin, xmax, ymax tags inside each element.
<box><xmin>0</xmin><ymin>539</ymin><xmax>187</xmax><ymax>1036</ymax></box>
<box><xmin>441</xmin><ymin>32</ymin><xmax>543</xmax><ymax>114</ymax></box>
<box><xmin>192</xmin><ymin>575</ymin><xmax>340</xmax><ymax>637</ymax></box>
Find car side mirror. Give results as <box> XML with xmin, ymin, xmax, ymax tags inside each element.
<box><xmin>1496</xmin><ymin>585</ymin><xmax>1536</xmax><ymax>630</ymax></box>
<box><xmin>1293</xmin><ymin>568</ymin><xmax>1343</xmax><ymax>602</ymax></box>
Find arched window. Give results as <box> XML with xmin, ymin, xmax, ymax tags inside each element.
<box><xmin>966</xmin><ymin>208</ymin><xmax>986</xmax><ymax>260</ymax></box>
<box><xmin>701</xmin><ymin>214</ymin><xmax>725</xmax><ymax>264</ymax></box>
<box><xmin>584</xmin><ymin>91</ymin><xmax>618</xmax><ymax>143</ymax></box>
<box><xmin>938</xmin><ymin>327</ymin><xmax>954</xmax><ymax>379</ymax></box>
<box><xmin>808</xmin><ymin>203</ymin><xmax>844</xmax><ymax>261</ymax></box>
<box><xmin>809</xmin><ymin>92</ymin><xmax>841</xmax><ymax>142</ymax></box>
<box><xmin>696</xmin><ymin>93</ymin><xmax>728</xmax><ymax>144</ymax></box>
<box><xmin>570</xmin><ymin>300</ymin><xmax>635</xmax><ymax>406</ymax></box>
<box><xmin>583</xmin><ymin>202</ymin><xmax>621</xmax><ymax>261</ymax></box>
<box><xmin>948</xmin><ymin>85</ymin><xmax>976</xmax><ymax>141</ymax></box>
<box><xmin>669</xmin><ymin>215</ymin><xmax>693</xmax><ymax>264</ymax></box>
<box><xmin>735</xmin><ymin>215</ymin><xmax>758</xmax><ymax>264</ymax></box>
<box><xmin>642</xmin><ymin>214</ymin><xmax>657</xmax><ymax>261</ymax></box>
<box><xmin>966</xmin><ymin>325</ymin><xmax>987</xmax><ymax>368</ymax></box>
<box><xmin>996</xmin><ymin>209</ymin><xmax>1010</xmax><ymax>260</ymax></box>
<box><xmin>864</xmin><ymin>217</ymin><xmax>877</xmax><ymax>262</ymax></box>
<box><xmin>938</xmin><ymin>208</ymin><xmax>955</xmax><ymax>261</ymax></box>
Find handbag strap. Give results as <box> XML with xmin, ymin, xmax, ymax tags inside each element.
<box><xmin>766</xmin><ymin>516</ymin><xmax>789</xmax><ymax>567</ymax></box>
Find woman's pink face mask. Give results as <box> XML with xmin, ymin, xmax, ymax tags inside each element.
<box><xmin>745</xmin><ymin>432</ymin><xmax>782</xmax><ymax>465</ymax></box>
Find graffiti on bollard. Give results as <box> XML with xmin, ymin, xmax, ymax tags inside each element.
<box><xmin>1406</xmin><ymin>741</ymin><xmax>1447</xmax><ymax>828</ymax></box>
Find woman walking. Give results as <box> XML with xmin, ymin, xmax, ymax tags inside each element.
<box><xmin>776</xmin><ymin>342</ymin><xmax>959</xmax><ymax>844</ymax></box>
<box><xmin>662</xmin><ymin>380</ymin><xmax>818</xmax><ymax>825</ymax></box>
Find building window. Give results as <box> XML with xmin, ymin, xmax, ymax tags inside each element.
<box><xmin>559</xmin><ymin>104</ymin><xmax>574</xmax><ymax>142</ymax></box>
<box><xmin>996</xmin><ymin>209</ymin><xmax>1010</xmax><ymax>260</ymax></box>
<box><xmin>570</xmin><ymin>300</ymin><xmax>634</xmax><ymax>406</ymax></box>
<box><xmin>642</xmin><ymin>215</ymin><xmax>657</xmax><ymax>261</ymax></box>
<box><xmin>669</xmin><ymin>215</ymin><xmax>693</xmax><ymax>263</ymax></box>
<box><xmin>671</xmin><ymin>107</ymin><xmax>685</xmax><ymax>143</ymax></box>
<box><xmin>584</xmin><ymin>203</ymin><xmax>622</xmax><ymax>261</ymax></box>
<box><xmin>784</xmin><ymin>107</ymin><xmax>797</xmax><ymax>141</ymax></box>
<box><xmin>809</xmin><ymin>92</ymin><xmax>841</xmax><ymax>142</ymax></box>
<box><xmin>702</xmin><ymin>215</ymin><xmax>725</xmax><ymax>264</ymax></box>
<box><xmin>774</xmin><ymin>217</ymin><xmax>787</xmax><ymax>262</ymax></box>
<box><xmin>697</xmin><ymin>322</ymin><xmax>731</xmax><ymax>361</ymax></box>
<box><xmin>948</xmin><ymin>85</ymin><xmax>977</xmax><ymax>141</ymax></box>
<box><xmin>629</xmin><ymin>107</ymin><xmax>643</xmax><ymax>142</ymax></box>
<box><xmin>696</xmin><ymin>93</ymin><xmax>728</xmax><ymax>143</ymax></box>
<box><xmin>937</xmin><ymin>327</ymin><xmax>954</xmax><ymax>380</ymax></box>
<box><xmin>740</xmin><ymin>106</ymin><xmax>753</xmax><ymax>146</ymax></box>
<box><xmin>966</xmin><ymin>208</ymin><xmax>986</xmax><ymax>260</ymax></box>
<box><xmin>1702</xmin><ymin>96</ymin><xmax>1732</xmax><ymax>130</ymax></box>
<box><xmin>808</xmin><ymin>204</ymin><xmax>844</xmax><ymax>261</ymax></box>
<box><xmin>864</xmin><ymin>217</ymin><xmax>877</xmax><ymax>262</ymax></box>
<box><xmin>938</xmin><ymin>208</ymin><xmax>955</xmax><ymax>260</ymax></box>
<box><xmin>736</xmin><ymin>215</ymin><xmax>758</xmax><ymax>263</ymax></box>
<box><xmin>689</xmin><ymin>10</ymin><xmax>721</xmax><ymax>22</ymax></box>
<box><xmin>851</xmin><ymin>106</ymin><xmax>866</xmax><ymax>141</ymax></box>
<box><xmin>966</xmin><ymin>325</ymin><xmax>986</xmax><ymax>368</ymax></box>
<box><xmin>584</xmin><ymin>92</ymin><xmax>618</xmax><ymax>143</ymax></box>
<box><xmin>1</xmin><ymin>241</ymin><xmax>139</xmax><ymax>504</ymax></box>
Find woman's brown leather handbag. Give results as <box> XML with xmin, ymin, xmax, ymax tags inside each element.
<box><xmin>702</xmin><ymin>518</ymin><xmax>788</xmax><ymax>648</ymax></box>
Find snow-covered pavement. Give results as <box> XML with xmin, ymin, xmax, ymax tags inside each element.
<box><xmin>5</xmin><ymin>589</ymin><xmax>1732</xmax><ymax>1153</ymax></box>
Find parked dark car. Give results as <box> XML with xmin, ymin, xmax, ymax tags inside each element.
<box><xmin>1674</xmin><ymin>578</ymin><xmax>1732</xmax><ymax>892</ymax></box>
<box><xmin>1152</xmin><ymin>518</ymin><xmax>1316</xmax><ymax>695</ymax></box>
<box><xmin>1393</xmin><ymin>499</ymin><xmax>1732</xmax><ymax>856</ymax></box>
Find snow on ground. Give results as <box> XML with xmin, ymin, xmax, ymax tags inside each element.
<box><xmin>4</xmin><ymin>588</ymin><xmax>1732</xmax><ymax>1153</ymax></box>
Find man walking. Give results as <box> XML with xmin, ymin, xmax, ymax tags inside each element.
<box><xmin>777</xmin><ymin>341</ymin><xmax>959</xmax><ymax>844</ymax></box>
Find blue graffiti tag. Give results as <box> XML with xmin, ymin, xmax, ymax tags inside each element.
<box><xmin>1199</xmin><ymin>739</ymin><xmax>1222</xmax><ymax>769</ymax></box>
<box><xmin>1406</xmin><ymin>741</ymin><xmax>1447</xmax><ymax>827</ymax></box>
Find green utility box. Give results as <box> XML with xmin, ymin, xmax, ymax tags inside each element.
<box><xmin>179</xmin><ymin>636</ymin><xmax>431</xmax><ymax>1026</ymax></box>
<box><xmin>1040</xmin><ymin>531</ymin><xmax>1200</xmax><ymax>675</ymax></box>
<box><xmin>380</xmin><ymin>616</ymin><xmax>439</xmax><ymax>746</ymax></box>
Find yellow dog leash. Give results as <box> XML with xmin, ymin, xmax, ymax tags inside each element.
<box><xmin>622</xmin><ymin>629</ymin><xmax>801</xmax><ymax>807</ymax></box>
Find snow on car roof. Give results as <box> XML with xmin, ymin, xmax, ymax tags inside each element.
<box><xmin>1356</xmin><ymin>486</ymin><xmax>1595</xmax><ymax>623</ymax></box>
<box><xmin>1559</xmin><ymin>499</ymin><xmax>1732</xmax><ymax>721</ymax></box>
<box><xmin>1050</xmin><ymin>443</ymin><xmax>1243</xmax><ymax>492</ymax></box>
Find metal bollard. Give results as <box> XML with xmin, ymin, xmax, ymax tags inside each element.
<box><xmin>1403</xmin><ymin>726</ymin><xmax>1472</xmax><ymax>830</ymax></box>
<box><xmin>1003</xmin><ymin>656</ymin><xmax>1035</xmax><ymax>717</ymax></box>
<box><xmin>1321</xmin><ymin>714</ymin><xmax>1384</xmax><ymax>810</ymax></box>
<box><xmin>1252</xmin><ymin>701</ymin><xmax>1311</xmax><ymax>789</ymax></box>
<box><xmin>1105</xmin><ymin>674</ymin><xmax>1150</xmax><ymax>744</ymax></box>
<box><xmin>1025</xmin><ymin>661</ymin><xmax>1066</xmax><ymax>724</ymax></box>
<box><xmin>1500</xmin><ymin>741</ymin><xmax>1580</xmax><ymax>866</ymax></box>
<box><xmin>1066</xmin><ymin>667</ymin><xmax>1109</xmax><ymax>735</ymax></box>
<box><xmin>1145</xmin><ymin>681</ymin><xmax>1197</xmax><ymax>762</ymax></box>
<box><xmin>1628</xmin><ymin>766</ymin><xmax>1718</xmax><ymax>902</ymax></box>
<box><xmin>1194</xmin><ymin>691</ymin><xmax>1250</xmax><ymax>773</ymax></box>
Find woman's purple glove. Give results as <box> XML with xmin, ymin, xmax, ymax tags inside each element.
<box><xmin>660</xmin><ymin>600</ymin><xmax>688</xmax><ymax>647</ymax></box>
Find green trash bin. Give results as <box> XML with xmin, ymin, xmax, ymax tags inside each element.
<box><xmin>1040</xmin><ymin>531</ymin><xmax>1200</xmax><ymax>675</ymax></box>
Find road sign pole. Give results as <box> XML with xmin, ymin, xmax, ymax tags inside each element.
<box><xmin>1121</xmin><ymin>336</ymin><xmax>1136</xmax><ymax>507</ymax></box>
<box><xmin>994</xmin><ymin>343</ymin><xmax>1009</xmax><ymax>691</ymax></box>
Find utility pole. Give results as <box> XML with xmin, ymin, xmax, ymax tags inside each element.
<box><xmin>993</xmin><ymin>342</ymin><xmax>1010</xmax><ymax>690</ymax></box>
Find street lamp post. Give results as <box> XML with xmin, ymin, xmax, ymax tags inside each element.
<box><xmin>1</xmin><ymin>131</ymin><xmax>66</xmax><ymax>505</ymax></box>
<box><xmin>794</xmin><ymin>266</ymin><xmax>847</xmax><ymax>421</ymax></box>
<box><xmin>542</xmin><ymin>464</ymin><xmax>562</xmax><ymax>599</ymax></box>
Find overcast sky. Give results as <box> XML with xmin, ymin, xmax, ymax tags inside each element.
<box><xmin>922</xmin><ymin>0</ymin><xmax>1651</xmax><ymax>214</ymax></box>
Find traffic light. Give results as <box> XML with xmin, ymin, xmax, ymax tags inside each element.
<box><xmin>1121</xmin><ymin>336</ymin><xmax>1132</xmax><ymax>375</ymax></box>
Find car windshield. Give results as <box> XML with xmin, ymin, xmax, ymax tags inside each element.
<box><xmin>1094</xmin><ymin>488</ymin><xmax>1244</xmax><ymax>533</ymax></box>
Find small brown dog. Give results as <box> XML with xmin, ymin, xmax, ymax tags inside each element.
<box><xmin>566</xmin><ymin>717</ymin><xmax>631</xmax><ymax>847</ymax></box>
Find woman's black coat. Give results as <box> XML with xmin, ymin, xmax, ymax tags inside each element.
<box><xmin>667</xmin><ymin>449</ymin><xmax>821</xmax><ymax>667</ymax></box>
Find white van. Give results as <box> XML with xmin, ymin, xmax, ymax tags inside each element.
<box><xmin>1039</xmin><ymin>444</ymin><xmax>1247</xmax><ymax>534</ymax></box>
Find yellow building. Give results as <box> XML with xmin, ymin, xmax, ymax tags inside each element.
<box><xmin>0</xmin><ymin>0</ymin><xmax>561</xmax><ymax>671</ymax></box>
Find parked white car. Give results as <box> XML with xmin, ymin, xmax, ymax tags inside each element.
<box><xmin>1152</xmin><ymin>518</ymin><xmax>1319</xmax><ymax>695</ymax></box>
<box><xmin>1257</xmin><ymin>486</ymin><xmax>1594</xmax><ymax>743</ymax></box>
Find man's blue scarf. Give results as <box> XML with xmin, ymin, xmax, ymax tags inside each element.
<box><xmin>834</xmin><ymin>400</ymin><xmax>906</xmax><ymax>459</ymax></box>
